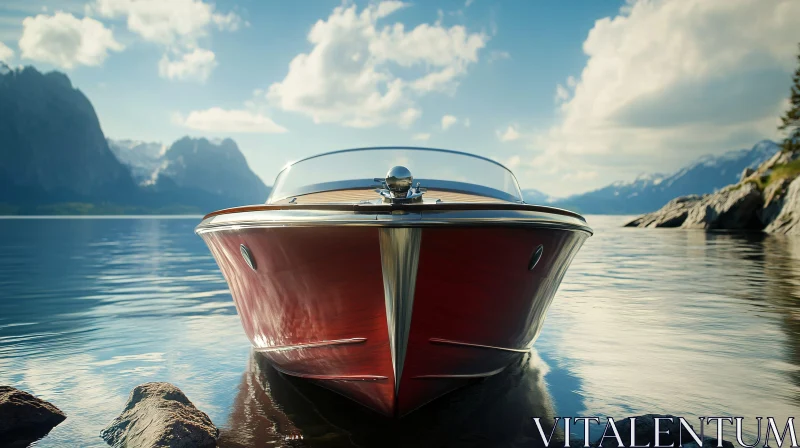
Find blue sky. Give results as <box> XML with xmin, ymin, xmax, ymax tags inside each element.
<box><xmin>0</xmin><ymin>0</ymin><xmax>798</xmax><ymax>196</ymax></box>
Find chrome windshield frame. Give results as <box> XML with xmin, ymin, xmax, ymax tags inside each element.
<box><xmin>266</xmin><ymin>146</ymin><xmax>525</xmax><ymax>204</ymax></box>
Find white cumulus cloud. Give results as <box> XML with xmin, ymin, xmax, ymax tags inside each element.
<box><xmin>18</xmin><ymin>12</ymin><xmax>123</xmax><ymax>69</ymax></box>
<box><xmin>441</xmin><ymin>114</ymin><xmax>458</xmax><ymax>130</ymax></box>
<box><xmin>266</xmin><ymin>1</ymin><xmax>487</xmax><ymax>128</ymax></box>
<box><xmin>94</xmin><ymin>0</ymin><xmax>240</xmax><ymax>81</ymax></box>
<box><xmin>554</xmin><ymin>84</ymin><xmax>570</xmax><ymax>103</ymax></box>
<box><xmin>178</xmin><ymin>107</ymin><xmax>288</xmax><ymax>133</ymax></box>
<box><xmin>0</xmin><ymin>42</ymin><xmax>14</xmax><ymax>62</ymax></box>
<box><xmin>521</xmin><ymin>0</ymin><xmax>800</xmax><ymax>195</ymax></box>
<box><xmin>94</xmin><ymin>0</ymin><xmax>238</xmax><ymax>46</ymax></box>
<box><xmin>158</xmin><ymin>48</ymin><xmax>216</xmax><ymax>82</ymax></box>
<box><xmin>498</xmin><ymin>125</ymin><xmax>520</xmax><ymax>142</ymax></box>
<box><xmin>412</xmin><ymin>133</ymin><xmax>430</xmax><ymax>141</ymax></box>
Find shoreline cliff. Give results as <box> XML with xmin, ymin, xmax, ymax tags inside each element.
<box><xmin>624</xmin><ymin>149</ymin><xmax>800</xmax><ymax>234</ymax></box>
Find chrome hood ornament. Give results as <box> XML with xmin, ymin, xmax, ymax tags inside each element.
<box><xmin>376</xmin><ymin>166</ymin><xmax>425</xmax><ymax>203</ymax></box>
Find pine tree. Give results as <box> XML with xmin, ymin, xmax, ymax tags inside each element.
<box><xmin>779</xmin><ymin>44</ymin><xmax>800</xmax><ymax>153</ymax></box>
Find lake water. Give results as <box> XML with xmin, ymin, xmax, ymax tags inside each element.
<box><xmin>0</xmin><ymin>216</ymin><xmax>798</xmax><ymax>447</ymax></box>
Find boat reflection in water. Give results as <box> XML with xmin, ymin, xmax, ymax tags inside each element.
<box><xmin>218</xmin><ymin>349</ymin><xmax>561</xmax><ymax>448</ymax></box>
<box><xmin>197</xmin><ymin>147</ymin><xmax>591</xmax><ymax>416</ymax></box>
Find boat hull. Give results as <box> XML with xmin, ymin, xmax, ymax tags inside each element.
<box><xmin>200</xmin><ymin>222</ymin><xmax>587</xmax><ymax>416</ymax></box>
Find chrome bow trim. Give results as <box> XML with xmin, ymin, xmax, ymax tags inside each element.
<box><xmin>253</xmin><ymin>337</ymin><xmax>367</xmax><ymax>353</ymax></box>
<box><xmin>195</xmin><ymin>208</ymin><xmax>593</xmax><ymax>235</ymax></box>
<box><xmin>379</xmin><ymin>227</ymin><xmax>422</xmax><ymax>394</ymax></box>
<box><xmin>271</xmin><ymin>364</ymin><xmax>388</xmax><ymax>382</ymax></box>
<box><xmin>429</xmin><ymin>337</ymin><xmax>531</xmax><ymax>353</ymax></box>
<box><xmin>412</xmin><ymin>366</ymin><xmax>507</xmax><ymax>379</ymax></box>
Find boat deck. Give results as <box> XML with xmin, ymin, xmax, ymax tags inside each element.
<box><xmin>271</xmin><ymin>188</ymin><xmax>505</xmax><ymax>205</ymax></box>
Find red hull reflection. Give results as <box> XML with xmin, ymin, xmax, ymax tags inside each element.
<box><xmin>201</xmin><ymin>225</ymin><xmax>586</xmax><ymax>416</ymax></box>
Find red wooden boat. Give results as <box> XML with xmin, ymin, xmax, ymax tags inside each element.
<box><xmin>196</xmin><ymin>147</ymin><xmax>591</xmax><ymax>417</ymax></box>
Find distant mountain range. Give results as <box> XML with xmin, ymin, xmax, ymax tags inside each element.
<box><xmin>0</xmin><ymin>64</ymin><xmax>270</xmax><ymax>214</ymax></box>
<box><xmin>0</xmin><ymin>63</ymin><xmax>783</xmax><ymax>215</ymax></box>
<box><xmin>543</xmin><ymin>140</ymin><xmax>780</xmax><ymax>214</ymax></box>
<box><xmin>109</xmin><ymin>137</ymin><xmax>270</xmax><ymax>207</ymax></box>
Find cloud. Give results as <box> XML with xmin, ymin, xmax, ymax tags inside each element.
<box><xmin>441</xmin><ymin>114</ymin><xmax>458</xmax><ymax>130</ymax></box>
<box><xmin>554</xmin><ymin>84</ymin><xmax>569</xmax><ymax>103</ymax></box>
<box><xmin>412</xmin><ymin>133</ymin><xmax>430</xmax><ymax>141</ymax></box>
<box><xmin>93</xmin><ymin>0</ymin><xmax>240</xmax><ymax>81</ymax></box>
<box><xmin>463</xmin><ymin>117</ymin><xmax>471</xmax><ymax>127</ymax></box>
<box><xmin>178</xmin><ymin>107</ymin><xmax>288</xmax><ymax>133</ymax></box>
<box><xmin>399</xmin><ymin>107</ymin><xmax>421</xmax><ymax>128</ymax></box>
<box><xmin>94</xmin><ymin>0</ymin><xmax>238</xmax><ymax>46</ymax></box>
<box><xmin>266</xmin><ymin>1</ymin><xmax>487</xmax><ymax>128</ymax></box>
<box><xmin>0</xmin><ymin>42</ymin><xmax>13</xmax><ymax>61</ymax></box>
<box><xmin>488</xmin><ymin>50</ymin><xmax>510</xmax><ymax>63</ymax></box>
<box><xmin>520</xmin><ymin>0</ymin><xmax>800</xmax><ymax>195</ymax></box>
<box><xmin>211</xmin><ymin>11</ymin><xmax>243</xmax><ymax>32</ymax></box>
<box><xmin>18</xmin><ymin>12</ymin><xmax>123</xmax><ymax>69</ymax></box>
<box><xmin>498</xmin><ymin>125</ymin><xmax>520</xmax><ymax>142</ymax></box>
<box><xmin>158</xmin><ymin>47</ymin><xmax>216</xmax><ymax>82</ymax></box>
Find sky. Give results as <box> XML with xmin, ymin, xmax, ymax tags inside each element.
<box><xmin>0</xmin><ymin>0</ymin><xmax>798</xmax><ymax>197</ymax></box>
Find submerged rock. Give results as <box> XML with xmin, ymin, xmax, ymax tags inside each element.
<box><xmin>100</xmin><ymin>382</ymin><xmax>218</xmax><ymax>448</ymax></box>
<box><xmin>0</xmin><ymin>386</ymin><xmax>66</xmax><ymax>441</ymax></box>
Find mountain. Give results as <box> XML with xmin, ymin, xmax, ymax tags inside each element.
<box><xmin>109</xmin><ymin>137</ymin><xmax>271</xmax><ymax>208</ymax></box>
<box><xmin>521</xmin><ymin>189</ymin><xmax>551</xmax><ymax>204</ymax></box>
<box><xmin>150</xmin><ymin>137</ymin><xmax>271</xmax><ymax>207</ymax></box>
<box><xmin>0</xmin><ymin>65</ymin><xmax>269</xmax><ymax>214</ymax></box>
<box><xmin>107</xmin><ymin>139</ymin><xmax>166</xmax><ymax>185</ymax></box>
<box><xmin>0</xmin><ymin>64</ymin><xmax>137</xmax><ymax>206</ymax></box>
<box><xmin>550</xmin><ymin>140</ymin><xmax>781</xmax><ymax>214</ymax></box>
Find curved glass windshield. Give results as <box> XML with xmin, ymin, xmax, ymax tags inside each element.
<box><xmin>266</xmin><ymin>147</ymin><xmax>523</xmax><ymax>204</ymax></box>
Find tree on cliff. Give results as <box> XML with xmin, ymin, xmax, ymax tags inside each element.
<box><xmin>779</xmin><ymin>44</ymin><xmax>800</xmax><ymax>152</ymax></box>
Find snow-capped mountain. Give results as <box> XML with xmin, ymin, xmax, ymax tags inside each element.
<box><xmin>550</xmin><ymin>140</ymin><xmax>780</xmax><ymax>214</ymax></box>
<box><xmin>521</xmin><ymin>188</ymin><xmax>552</xmax><ymax>204</ymax></box>
<box><xmin>107</xmin><ymin>139</ymin><xmax>167</xmax><ymax>185</ymax></box>
<box><xmin>110</xmin><ymin>136</ymin><xmax>271</xmax><ymax>207</ymax></box>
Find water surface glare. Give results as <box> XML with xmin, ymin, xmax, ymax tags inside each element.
<box><xmin>0</xmin><ymin>216</ymin><xmax>798</xmax><ymax>447</ymax></box>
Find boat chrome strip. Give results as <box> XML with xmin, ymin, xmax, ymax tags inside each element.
<box><xmin>412</xmin><ymin>366</ymin><xmax>507</xmax><ymax>379</ymax></box>
<box><xmin>429</xmin><ymin>337</ymin><xmax>531</xmax><ymax>353</ymax></box>
<box><xmin>253</xmin><ymin>337</ymin><xmax>367</xmax><ymax>353</ymax></box>
<box><xmin>195</xmin><ymin>209</ymin><xmax>592</xmax><ymax>235</ymax></box>
<box><xmin>380</xmin><ymin>227</ymin><xmax>422</xmax><ymax>395</ymax></box>
<box><xmin>271</xmin><ymin>364</ymin><xmax>388</xmax><ymax>382</ymax></box>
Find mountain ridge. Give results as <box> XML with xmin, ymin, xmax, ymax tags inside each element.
<box><xmin>0</xmin><ymin>65</ymin><xmax>270</xmax><ymax>214</ymax></box>
<box><xmin>547</xmin><ymin>140</ymin><xmax>780</xmax><ymax>214</ymax></box>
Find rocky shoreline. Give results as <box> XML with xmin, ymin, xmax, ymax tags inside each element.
<box><xmin>625</xmin><ymin>149</ymin><xmax>800</xmax><ymax>234</ymax></box>
<box><xmin>2</xmin><ymin>383</ymin><xmax>746</xmax><ymax>448</ymax></box>
<box><xmin>0</xmin><ymin>383</ymin><xmax>219</xmax><ymax>448</ymax></box>
<box><xmin>0</xmin><ymin>386</ymin><xmax>66</xmax><ymax>446</ymax></box>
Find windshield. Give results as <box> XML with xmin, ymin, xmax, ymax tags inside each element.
<box><xmin>266</xmin><ymin>147</ymin><xmax>523</xmax><ymax>204</ymax></box>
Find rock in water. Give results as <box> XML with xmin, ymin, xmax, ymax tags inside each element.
<box><xmin>0</xmin><ymin>386</ymin><xmax>66</xmax><ymax>441</ymax></box>
<box><xmin>624</xmin><ymin>195</ymin><xmax>700</xmax><ymax>228</ymax></box>
<box><xmin>765</xmin><ymin>176</ymin><xmax>800</xmax><ymax>234</ymax></box>
<box><xmin>625</xmin><ymin>183</ymin><xmax>763</xmax><ymax>230</ymax></box>
<box><xmin>101</xmin><ymin>382</ymin><xmax>218</xmax><ymax>448</ymax></box>
<box><xmin>681</xmin><ymin>182</ymin><xmax>763</xmax><ymax>230</ymax></box>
